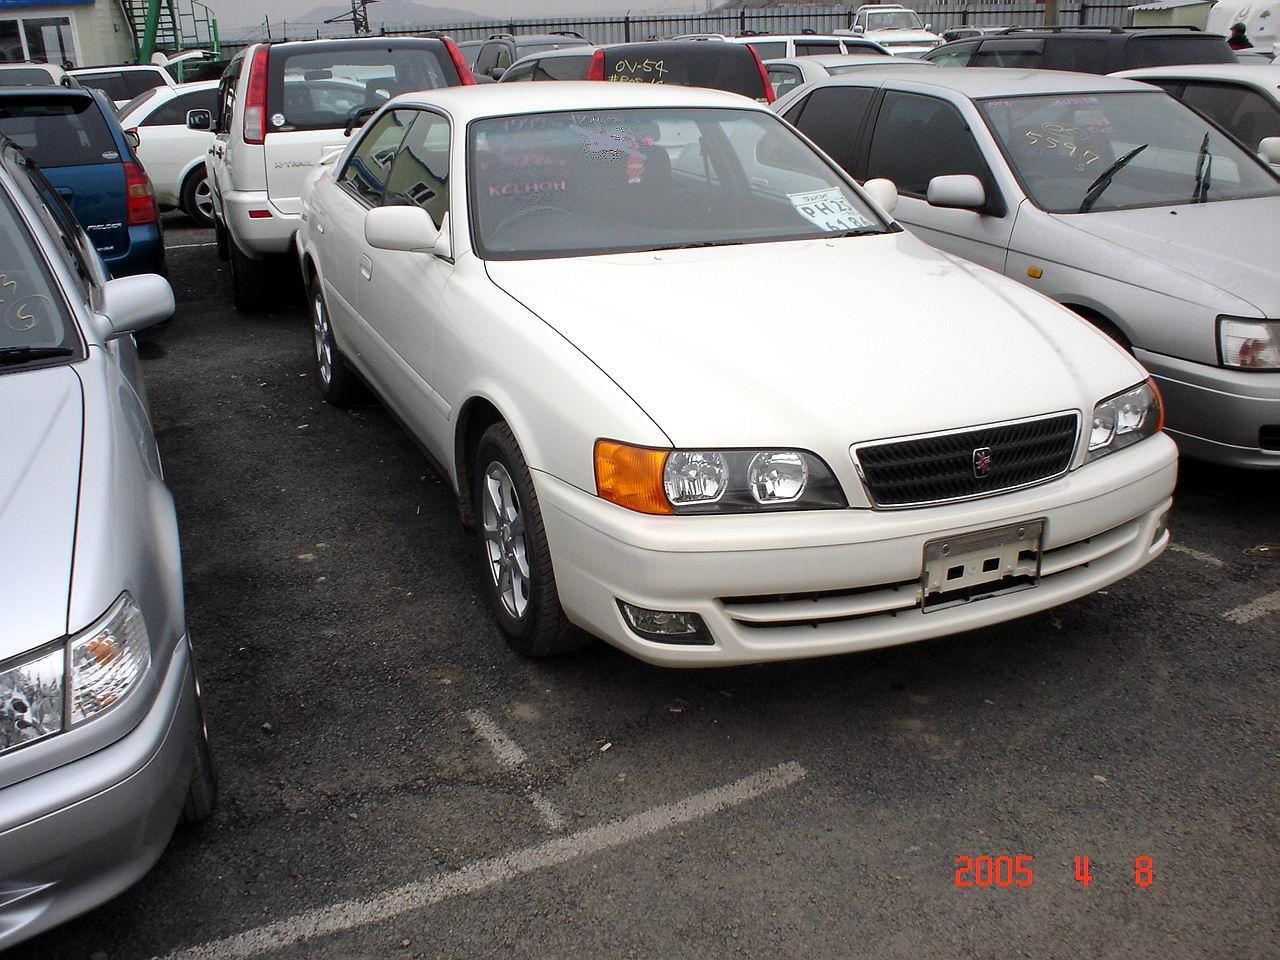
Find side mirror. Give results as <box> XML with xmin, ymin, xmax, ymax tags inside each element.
<box><xmin>365</xmin><ymin>205</ymin><xmax>446</xmax><ymax>255</ymax></box>
<box><xmin>490</xmin><ymin>66</ymin><xmax>506</xmax><ymax>80</ymax></box>
<box><xmin>926</xmin><ymin>174</ymin><xmax>986</xmax><ymax>211</ymax></box>
<box><xmin>1260</xmin><ymin>136</ymin><xmax>1280</xmax><ymax>166</ymax></box>
<box><xmin>924</xmin><ymin>22</ymin><xmax>933</xmax><ymax>31</ymax></box>
<box><xmin>852</xmin><ymin>24</ymin><xmax>865</xmax><ymax>34</ymax></box>
<box><xmin>862</xmin><ymin>177</ymin><xmax>898</xmax><ymax>215</ymax></box>
<box><xmin>124</xmin><ymin>128</ymin><xmax>140</xmax><ymax>149</ymax></box>
<box><xmin>97</xmin><ymin>274</ymin><xmax>174</xmax><ymax>338</ymax></box>
<box><xmin>186</xmin><ymin>108</ymin><xmax>212</xmax><ymax>131</ymax></box>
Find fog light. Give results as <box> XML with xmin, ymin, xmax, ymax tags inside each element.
<box><xmin>1152</xmin><ymin>509</ymin><xmax>1170</xmax><ymax>545</ymax></box>
<box><xmin>618</xmin><ymin>602</ymin><xmax>712</xmax><ymax>645</ymax></box>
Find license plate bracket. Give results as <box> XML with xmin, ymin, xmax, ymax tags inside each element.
<box><xmin>922</xmin><ymin>520</ymin><xmax>1044</xmax><ymax>612</ymax></box>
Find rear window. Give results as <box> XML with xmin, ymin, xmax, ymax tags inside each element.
<box><xmin>1124</xmin><ymin>35</ymin><xmax>1238</xmax><ymax>68</ymax></box>
<box><xmin>0</xmin><ymin>68</ymin><xmax>56</xmax><ymax>85</ymax></box>
<box><xmin>267</xmin><ymin>40</ymin><xmax>462</xmax><ymax>133</ymax></box>
<box><xmin>602</xmin><ymin>42</ymin><xmax>768</xmax><ymax>100</ymax></box>
<box><xmin>0</xmin><ymin>97</ymin><xmax>118</xmax><ymax>168</ymax></box>
<box><xmin>75</xmin><ymin>69</ymin><xmax>166</xmax><ymax>101</ymax></box>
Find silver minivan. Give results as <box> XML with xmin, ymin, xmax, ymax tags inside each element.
<box><xmin>776</xmin><ymin>69</ymin><xmax>1280</xmax><ymax>467</ymax></box>
<box><xmin>0</xmin><ymin>141</ymin><xmax>214</xmax><ymax>949</ymax></box>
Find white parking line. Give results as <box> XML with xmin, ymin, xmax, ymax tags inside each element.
<box><xmin>1168</xmin><ymin>543</ymin><xmax>1225</xmax><ymax>568</ymax></box>
<box><xmin>156</xmin><ymin>761</ymin><xmax>806</xmax><ymax>960</ymax></box>
<box><xmin>1222</xmin><ymin>589</ymin><xmax>1280</xmax><ymax>625</ymax></box>
<box><xmin>529</xmin><ymin>790</ymin><xmax>566</xmax><ymax>831</ymax></box>
<box><xmin>465</xmin><ymin>708</ymin><xmax>528</xmax><ymax>768</ymax></box>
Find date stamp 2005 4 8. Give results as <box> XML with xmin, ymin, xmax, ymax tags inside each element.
<box><xmin>954</xmin><ymin>855</ymin><xmax>1155</xmax><ymax>888</ymax></box>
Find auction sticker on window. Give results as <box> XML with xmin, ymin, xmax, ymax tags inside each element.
<box><xmin>789</xmin><ymin>189</ymin><xmax>873</xmax><ymax>232</ymax></box>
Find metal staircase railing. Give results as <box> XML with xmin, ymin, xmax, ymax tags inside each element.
<box><xmin>120</xmin><ymin>0</ymin><xmax>220</xmax><ymax>65</ymax></box>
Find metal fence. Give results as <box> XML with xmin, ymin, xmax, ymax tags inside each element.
<box><xmin>222</xmin><ymin>2</ymin><xmax>1135</xmax><ymax>57</ymax></box>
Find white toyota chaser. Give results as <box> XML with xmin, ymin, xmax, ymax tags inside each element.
<box><xmin>296</xmin><ymin>82</ymin><xmax>1177</xmax><ymax>667</ymax></box>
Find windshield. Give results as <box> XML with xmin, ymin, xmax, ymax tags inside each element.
<box><xmin>978</xmin><ymin>91</ymin><xmax>1280</xmax><ymax>214</ymax></box>
<box><xmin>469</xmin><ymin>107</ymin><xmax>887</xmax><ymax>260</ymax></box>
<box><xmin>0</xmin><ymin>97</ymin><xmax>117</xmax><ymax>168</ymax></box>
<box><xmin>0</xmin><ymin>184</ymin><xmax>78</xmax><ymax>370</ymax></box>
<box><xmin>865</xmin><ymin>12</ymin><xmax>924</xmax><ymax>30</ymax></box>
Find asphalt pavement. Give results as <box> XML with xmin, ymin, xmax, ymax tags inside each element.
<box><xmin>11</xmin><ymin>215</ymin><xmax>1278</xmax><ymax>960</ymax></box>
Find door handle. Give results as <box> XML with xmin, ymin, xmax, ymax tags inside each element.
<box><xmin>360</xmin><ymin>255</ymin><xmax>372</xmax><ymax>281</ymax></box>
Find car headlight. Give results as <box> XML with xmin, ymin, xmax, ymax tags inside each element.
<box><xmin>1219</xmin><ymin>317</ymin><xmax>1279</xmax><ymax>370</ymax></box>
<box><xmin>0</xmin><ymin>593</ymin><xmax>150</xmax><ymax>757</ymax></box>
<box><xmin>595</xmin><ymin>440</ymin><xmax>846</xmax><ymax>514</ymax></box>
<box><xmin>1086</xmin><ymin>380</ymin><xmax>1163</xmax><ymax>463</ymax></box>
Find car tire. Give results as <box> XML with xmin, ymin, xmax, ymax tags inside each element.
<box><xmin>229</xmin><ymin>237</ymin><xmax>270</xmax><ymax>312</ymax></box>
<box><xmin>308</xmin><ymin>273</ymin><xmax>360</xmax><ymax>406</ymax></box>
<box><xmin>213</xmin><ymin>215</ymin><xmax>229</xmax><ymax>261</ymax></box>
<box><xmin>473</xmin><ymin>422</ymin><xmax>590</xmax><ymax>658</ymax></box>
<box><xmin>180</xmin><ymin>168</ymin><xmax>215</xmax><ymax>227</ymax></box>
<box><xmin>181</xmin><ymin>667</ymin><xmax>217</xmax><ymax>825</ymax></box>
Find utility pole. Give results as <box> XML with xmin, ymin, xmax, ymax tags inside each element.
<box><xmin>1043</xmin><ymin>0</ymin><xmax>1060</xmax><ymax>27</ymax></box>
<box><xmin>324</xmin><ymin>0</ymin><xmax>379</xmax><ymax>35</ymax></box>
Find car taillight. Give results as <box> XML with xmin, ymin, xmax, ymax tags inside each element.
<box><xmin>243</xmin><ymin>44</ymin><xmax>270</xmax><ymax>145</ymax></box>
<box><xmin>748</xmin><ymin>45</ymin><xmax>774</xmax><ymax>103</ymax></box>
<box><xmin>124</xmin><ymin>161</ymin><xmax>157</xmax><ymax>225</ymax></box>
<box><xmin>442</xmin><ymin>36</ymin><xmax>476</xmax><ymax>85</ymax></box>
<box><xmin>586</xmin><ymin>49</ymin><xmax>605</xmax><ymax>81</ymax></box>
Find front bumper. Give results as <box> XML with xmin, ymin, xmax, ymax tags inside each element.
<box><xmin>0</xmin><ymin>637</ymin><xmax>196</xmax><ymax>949</ymax></box>
<box><xmin>221</xmin><ymin>189</ymin><xmax>299</xmax><ymax>256</ymax></box>
<box><xmin>1138</xmin><ymin>348</ymin><xmax>1280</xmax><ymax>468</ymax></box>
<box><xmin>538</xmin><ymin>434</ymin><xmax>1178</xmax><ymax>666</ymax></box>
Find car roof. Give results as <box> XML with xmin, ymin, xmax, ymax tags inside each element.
<box><xmin>519</xmin><ymin>46</ymin><xmax>599</xmax><ymax>60</ymax></box>
<box><xmin>387</xmin><ymin>80</ymin><xmax>769</xmax><ymax>120</ymax></box>
<box><xmin>0</xmin><ymin>62</ymin><xmax>62</xmax><ymax>72</ymax></box>
<box><xmin>1114</xmin><ymin>63</ymin><xmax>1280</xmax><ymax>90</ymax></box>
<box><xmin>802</xmin><ymin>67</ymin><xmax>1153</xmax><ymax>97</ymax></box>
<box><xmin>70</xmin><ymin>63</ymin><xmax>164</xmax><ymax>72</ymax></box>
<box><xmin>800</xmin><ymin>53</ymin><xmax>934</xmax><ymax>67</ymax></box>
<box><xmin>0</xmin><ymin>84</ymin><xmax>93</xmax><ymax>99</ymax></box>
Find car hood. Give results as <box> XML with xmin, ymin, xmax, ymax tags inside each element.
<box><xmin>484</xmin><ymin>232</ymin><xmax>1145</xmax><ymax>450</ymax></box>
<box><xmin>1049</xmin><ymin>196</ymin><xmax>1280</xmax><ymax>317</ymax></box>
<box><xmin>0</xmin><ymin>366</ymin><xmax>83</xmax><ymax>655</ymax></box>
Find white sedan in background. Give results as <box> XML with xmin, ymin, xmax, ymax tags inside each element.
<box><xmin>118</xmin><ymin>80</ymin><xmax>218</xmax><ymax>225</ymax></box>
<box><xmin>765</xmin><ymin>53</ymin><xmax>936</xmax><ymax>98</ymax></box>
<box><xmin>296</xmin><ymin>82</ymin><xmax>1176</xmax><ymax>667</ymax></box>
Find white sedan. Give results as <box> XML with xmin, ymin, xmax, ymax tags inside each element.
<box><xmin>118</xmin><ymin>80</ymin><xmax>218</xmax><ymax>225</ymax></box>
<box><xmin>296</xmin><ymin>82</ymin><xmax>1177</xmax><ymax>667</ymax></box>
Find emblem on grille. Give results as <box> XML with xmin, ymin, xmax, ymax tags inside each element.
<box><xmin>972</xmin><ymin>447</ymin><xmax>993</xmax><ymax>479</ymax></box>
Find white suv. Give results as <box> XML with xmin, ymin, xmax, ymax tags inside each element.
<box><xmin>203</xmin><ymin>36</ymin><xmax>474</xmax><ymax>310</ymax></box>
<box><xmin>672</xmin><ymin>33</ymin><xmax>890</xmax><ymax>59</ymax></box>
<box><xmin>844</xmin><ymin>4</ymin><xmax>943</xmax><ymax>55</ymax></box>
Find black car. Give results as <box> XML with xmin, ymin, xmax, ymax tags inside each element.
<box><xmin>923</xmin><ymin>26</ymin><xmax>1237</xmax><ymax>73</ymax></box>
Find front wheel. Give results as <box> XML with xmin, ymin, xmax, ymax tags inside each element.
<box><xmin>181</xmin><ymin>665</ymin><xmax>217</xmax><ymax>824</ymax></box>
<box><xmin>180</xmin><ymin>168</ymin><xmax>215</xmax><ymax>227</ymax></box>
<box><xmin>473</xmin><ymin>423</ymin><xmax>590</xmax><ymax>658</ymax></box>
<box><xmin>308</xmin><ymin>273</ymin><xmax>360</xmax><ymax>405</ymax></box>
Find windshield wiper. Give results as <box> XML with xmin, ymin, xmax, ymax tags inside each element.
<box><xmin>1192</xmin><ymin>132</ymin><xmax>1213</xmax><ymax>204</ymax></box>
<box><xmin>0</xmin><ymin>346</ymin><xmax>74</xmax><ymax>366</ymax></box>
<box><xmin>648</xmin><ymin>240</ymin><xmax>743</xmax><ymax>251</ymax></box>
<box><xmin>1078</xmin><ymin>144</ymin><xmax>1148</xmax><ymax>214</ymax></box>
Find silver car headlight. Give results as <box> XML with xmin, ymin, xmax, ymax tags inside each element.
<box><xmin>0</xmin><ymin>593</ymin><xmax>150</xmax><ymax>757</ymax></box>
<box><xmin>1219</xmin><ymin>317</ymin><xmax>1279</xmax><ymax>370</ymax></box>
<box><xmin>595</xmin><ymin>441</ymin><xmax>846</xmax><ymax>515</ymax></box>
<box><xmin>1086</xmin><ymin>380</ymin><xmax>1164</xmax><ymax>463</ymax></box>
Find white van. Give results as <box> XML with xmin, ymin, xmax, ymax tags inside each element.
<box><xmin>1206</xmin><ymin>0</ymin><xmax>1278</xmax><ymax>53</ymax></box>
<box><xmin>203</xmin><ymin>36</ymin><xmax>474</xmax><ymax>310</ymax></box>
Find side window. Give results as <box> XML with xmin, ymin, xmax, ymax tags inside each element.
<box><xmin>929</xmin><ymin>40</ymin><xmax>979</xmax><ymax>66</ymax></box>
<box><xmin>790</xmin><ymin>87</ymin><xmax>876</xmax><ymax>173</ymax></box>
<box><xmin>143</xmin><ymin>89</ymin><xmax>218</xmax><ymax>126</ymax></box>
<box><xmin>538</xmin><ymin>56</ymin><xmax>590</xmax><ymax>80</ymax></box>
<box><xmin>866</xmin><ymin>92</ymin><xmax>990</xmax><ymax>196</ymax></box>
<box><xmin>1043</xmin><ymin>38</ymin><xmax>1109</xmax><ymax>73</ymax></box>
<box><xmin>216</xmin><ymin>57</ymin><xmax>243</xmax><ymax>134</ymax></box>
<box><xmin>503</xmin><ymin>60</ymin><xmax>537</xmax><ymax>82</ymax></box>
<box><xmin>495</xmin><ymin>46</ymin><xmax>513</xmax><ymax>69</ymax></box>
<box><xmin>767</xmin><ymin>64</ymin><xmax>803</xmax><ymax>99</ymax></box>
<box><xmin>1180</xmin><ymin>82</ymin><xmax>1280</xmax><ymax>150</ymax></box>
<box><xmin>339</xmin><ymin>109</ymin><xmax>416</xmax><ymax>205</ymax></box>
<box><xmin>794</xmin><ymin>41</ymin><xmax>841</xmax><ymax>57</ymax></box>
<box><xmin>384</xmin><ymin>111</ymin><xmax>450</xmax><ymax>228</ymax></box>
<box><xmin>474</xmin><ymin>42</ymin><xmax>500</xmax><ymax>76</ymax></box>
<box><xmin>971</xmin><ymin>39</ymin><xmax>1044</xmax><ymax>68</ymax></box>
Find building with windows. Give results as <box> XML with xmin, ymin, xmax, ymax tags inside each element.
<box><xmin>0</xmin><ymin>0</ymin><xmax>137</xmax><ymax>67</ymax></box>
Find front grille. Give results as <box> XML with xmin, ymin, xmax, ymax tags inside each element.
<box><xmin>854</xmin><ymin>412</ymin><xmax>1080</xmax><ymax>508</ymax></box>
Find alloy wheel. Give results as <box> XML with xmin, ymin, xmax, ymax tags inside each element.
<box><xmin>311</xmin><ymin>288</ymin><xmax>332</xmax><ymax>386</ymax></box>
<box><xmin>481</xmin><ymin>461</ymin><xmax>531</xmax><ymax>620</ymax></box>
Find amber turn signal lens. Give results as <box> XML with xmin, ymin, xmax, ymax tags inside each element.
<box><xmin>1147</xmin><ymin>377</ymin><xmax>1165</xmax><ymax>433</ymax></box>
<box><xmin>594</xmin><ymin>440</ymin><xmax>673</xmax><ymax>515</ymax></box>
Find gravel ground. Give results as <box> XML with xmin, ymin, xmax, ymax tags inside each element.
<box><xmin>10</xmin><ymin>215</ymin><xmax>1278</xmax><ymax>960</ymax></box>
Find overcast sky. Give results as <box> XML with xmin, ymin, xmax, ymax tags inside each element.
<box><xmin>220</xmin><ymin>0</ymin><xmax>709</xmax><ymax>31</ymax></box>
